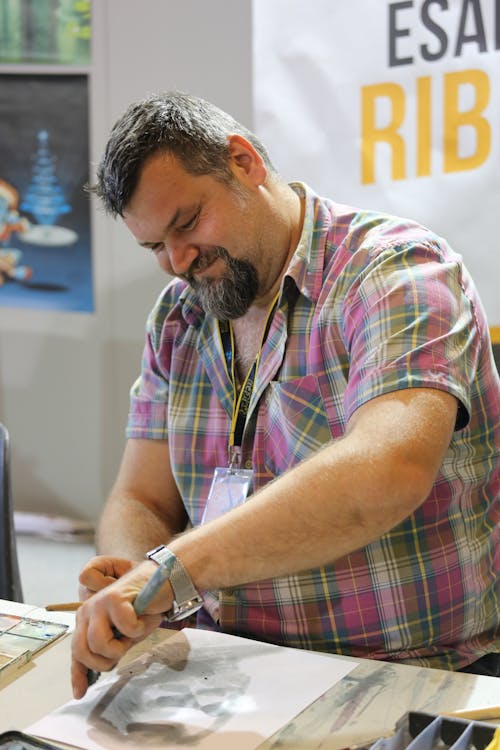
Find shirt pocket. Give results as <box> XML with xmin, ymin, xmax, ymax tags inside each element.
<box><xmin>261</xmin><ymin>375</ymin><xmax>333</xmax><ymax>475</ymax></box>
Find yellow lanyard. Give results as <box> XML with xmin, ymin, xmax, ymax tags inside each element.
<box><xmin>219</xmin><ymin>292</ymin><xmax>280</xmax><ymax>468</ymax></box>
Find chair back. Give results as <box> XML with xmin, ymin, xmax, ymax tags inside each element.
<box><xmin>0</xmin><ymin>423</ymin><xmax>23</xmax><ymax>601</ymax></box>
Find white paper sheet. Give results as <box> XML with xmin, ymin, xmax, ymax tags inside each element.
<box><xmin>28</xmin><ymin>628</ymin><xmax>357</xmax><ymax>750</ymax></box>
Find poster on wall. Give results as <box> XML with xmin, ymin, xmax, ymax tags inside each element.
<box><xmin>253</xmin><ymin>0</ymin><xmax>500</xmax><ymax>336</ymax></box>
<box><xmin>0</xmin><ymin>0</ymin><xmax>91</xmax><ymax>65</ymax></box>
<box><xmin>0</xmin><ymin>73</ymin><xmax>93</xmax><ymax>312</ymax></box>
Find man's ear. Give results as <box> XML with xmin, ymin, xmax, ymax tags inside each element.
<box><xmin>226</xmin><ymin>134</ymin><xmax>267</xmax><ymax>186</ymax></box>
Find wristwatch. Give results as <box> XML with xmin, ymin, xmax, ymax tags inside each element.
<box><xmin>145</xmin><ymin>545</ymin><xmax>203</xmax><ymax>622</ymax></box>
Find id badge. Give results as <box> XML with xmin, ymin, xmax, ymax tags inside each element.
<box><xmin>201</xmin><ymin>467</ymin><xmax>253</xmax><ymax>524</ymax></box>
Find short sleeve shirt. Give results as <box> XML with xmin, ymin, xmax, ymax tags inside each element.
<box><xmin>127</xmin><ymin>183</ymin><xmax>500</xmax><ymax>669</ymax></box>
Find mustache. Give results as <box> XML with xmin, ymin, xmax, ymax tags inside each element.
<box><xmin>185</xmin><ymin>247</ymin><xmax>227</xmax><ymax>282</ymax></box>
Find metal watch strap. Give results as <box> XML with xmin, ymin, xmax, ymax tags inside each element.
<box><xmin>145</xmin><ymin>545</ymin><xmax>203</xmax><ymax>622</ymax></box>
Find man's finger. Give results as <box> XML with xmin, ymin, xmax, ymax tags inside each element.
<box><xmin>71</xmin><ymin>658</ymin><xmax>91</xmax><ymax>700</ymax></box>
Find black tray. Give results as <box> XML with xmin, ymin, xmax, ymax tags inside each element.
<box><xmin>0</xmin><ymin>731</ymin><xmax>62</xmax><ymax>750</ymax></box>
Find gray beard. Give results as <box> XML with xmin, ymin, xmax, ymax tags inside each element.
<box><xmin>185</xmin><ymin>246</ymin><xmax>259</xmax><ymax>321</ymax></box>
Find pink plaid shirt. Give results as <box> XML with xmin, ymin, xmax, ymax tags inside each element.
<box><xmin>127</xmin><ymin>183</ymin><xmax>500</xmax><ymax>669</ymax></box>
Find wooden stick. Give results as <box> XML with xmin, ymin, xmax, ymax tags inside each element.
<box><xmin>45</xmin><ymin>601</ymin><xmax>82</xmax><ymax>612</ymax></box>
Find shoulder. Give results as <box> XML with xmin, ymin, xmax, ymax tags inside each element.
<box><xmin>297</xmin><ymin>183</ymin><xmax>452</xmax><ymax>263</ymax></box>
<box><xmin>322</xmin><ymin>202</ymin><xmax>462</xmax><ymax>283</ymax></box>
<box><xmin>327</xmin><ymin>203</ymin><xmax>443</xmax><ymax>254</ymax></box>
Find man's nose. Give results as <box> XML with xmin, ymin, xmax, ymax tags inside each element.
<box><xmin>166</xmin><ymin>241</ymin><xmax>199</xmax><ymax>276</ymax></box>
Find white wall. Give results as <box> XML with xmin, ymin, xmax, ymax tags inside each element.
<box><xmin>0</xmin><ymin>0</ymin><xmax>253</xmax><ymax>521</ymax></box>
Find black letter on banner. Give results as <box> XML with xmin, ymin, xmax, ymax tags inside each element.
<box><xmin>455</xmin><ymin>0</ymin><xmax>487</xmax><ymax>56</ymax></box>
<box><xmin>496</xmin><ymin>0</ymin><xmax>500</xmax><ymax>49</ymax></box>
<box><xmin>420</xmin><ymin>0</ymin><xmax>449</xmax><ymax>61</ymax></box>
<box><xmin>389</xmin><ymin>1</ymin><xmax>414</xmax><ymax>66</ymax></box>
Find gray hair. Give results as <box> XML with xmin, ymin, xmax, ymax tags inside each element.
<box><xmin>89</xmin><ymin>91</ymin><xmax>277</xmax><ymax>217</ymax></box>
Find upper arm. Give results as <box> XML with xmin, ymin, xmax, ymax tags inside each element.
<box><xmin>109</xmin><ymin>437</ymin><xmax>188</xmax><ymax>533</ymax></box>
<box><xmin>346</xmin><ymin>387</ymin><xmax>458</xmax><ymax>505</ymax></box>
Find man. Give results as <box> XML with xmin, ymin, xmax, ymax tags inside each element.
<box><xmin>71</xmin><ymin>92</ymin><xmax>500</xmax><ymax>698</ymax></box>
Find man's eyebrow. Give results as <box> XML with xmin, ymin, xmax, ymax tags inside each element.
<box><xmin>137</xmin><ymin>205</ymin><xmax>198</xmax><ymax>247</ymax></box>
<box><xmin>137</xmin><ymin>208</ymin><xmax>183</xmax><ymax>248</ymax></box>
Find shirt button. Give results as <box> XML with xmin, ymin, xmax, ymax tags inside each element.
<box><xmin>244</xmin><ymin>460</ymin><xmax>252</xmax><ymax>469</ymax></box>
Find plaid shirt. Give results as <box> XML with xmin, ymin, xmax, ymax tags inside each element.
<box><xmin>127</xmin><ymin>183</ymin><xmax>500</xmax><ymax>669</ymax></box>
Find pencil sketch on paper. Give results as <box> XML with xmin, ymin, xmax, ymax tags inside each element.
<box><xmin>29</xmin><ymin>628</ymin><xmax>357</xmax><ymax>750</ymax></box>
<box><xmin>59</xmin><ymin>631</ymin><xmax>266</xmax><ymax>747</ymax></box>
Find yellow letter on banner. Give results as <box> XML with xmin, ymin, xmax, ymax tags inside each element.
<box><xmin>417</xmin><ymin>76</ymin><xmax>432</xmax><ymax>177</ymax></box>
<box><xmin>361</xmin><ymin>83</ymin><xmax>406</xmax><ymax>184</ymax></box>
<box><xmin>444</xmin><ymin>69</ymin><xmax>490</xmax><ymax>173</ymax></box>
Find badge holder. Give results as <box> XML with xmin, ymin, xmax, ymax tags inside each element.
<box><xmin>201</xmin><ymin>465</ymin><xmax>253</xmax><ymax>525</ymax></box>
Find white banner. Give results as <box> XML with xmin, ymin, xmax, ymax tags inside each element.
<box><xmin>253</xmin><ymin>0</ymin><xmax>500</xmax><ymax>335</ymax></box>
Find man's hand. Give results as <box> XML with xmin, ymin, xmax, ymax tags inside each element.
<box><xmin>78</xmin><ymin>555</ymin><xmax>137</xmax><ymax>601</ymax></box>
<box><xmin>71</xmin><ymin>560</ymin><xmax>172</xmax><ymax>699</ymax></box>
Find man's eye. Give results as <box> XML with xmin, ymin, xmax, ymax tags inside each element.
<box><xmin>178</xmin><ymin>209</ymin><xmax>200</xmax><ymax>232</ymax></box>
<box><xmin>149</xmin><ymin>243</ymin><xmax>164</xmax><ymax>253</ymax></box>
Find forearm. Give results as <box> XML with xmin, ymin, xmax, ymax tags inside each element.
<box><xmin>170</xmin><ymin>438</ymin><xmax>418</xmax><ymax>588</ymax></box>
<box><xmin>170</xmin><ymin>388</ymin><xmax>457</xmax><ymax>591</ymax></box>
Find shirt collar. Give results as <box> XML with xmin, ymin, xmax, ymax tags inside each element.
<box><xmin>284</xmin><ymin>182</ymin><xmax>329</xmax><ymax>304</ymax></box>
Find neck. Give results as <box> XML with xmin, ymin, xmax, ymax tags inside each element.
<box><xmin>254</xmin><ymin>184</ymin><xmax>304</xmax><ymax>309</ymax></box>
<box><xmin>230</xmin><ymin>294</ymin><xmax>279</xmax><ymax>383</ymax></box>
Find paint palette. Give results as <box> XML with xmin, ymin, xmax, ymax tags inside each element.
<box><xmin>0</xmin><ymin>613</ymin><xmax>68</xmax><ymax>676</ymax></box>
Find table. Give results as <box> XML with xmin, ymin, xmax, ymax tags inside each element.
<box><xmin>0</xmin><ymin>603</ymin><xmax>498</xmax><ymax>749</ymax></box>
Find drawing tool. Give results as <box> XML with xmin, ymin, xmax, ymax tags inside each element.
<box><xmin>86</xmin><ymin>555</ymin><xmax>175</xmax><ymax>688</ymax></box>
<box><xmin>442</xmin><ymin>706</ymin><xmax>500</xmax><ymax>721</ymax></box>
<box><xmin>45</xmin><ymin>602</ymin><xmax>82</xmax><ymax>612</ymax></box>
